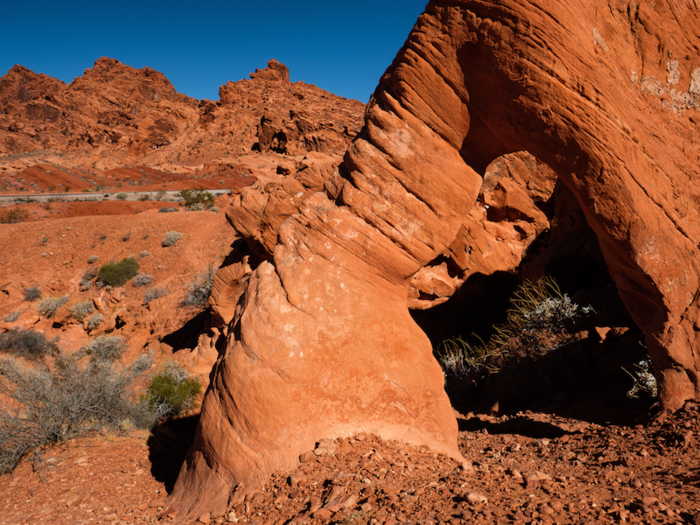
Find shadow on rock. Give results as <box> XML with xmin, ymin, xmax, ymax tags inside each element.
<box><xmin>147</xmin><ymin>415</ymin><xmax>199</xmax><ymax>493</ymax></box>
<box><xmin>161</xmin><ymin>311</ymin><xmax>209</xmax><ymax>352</ymax></box>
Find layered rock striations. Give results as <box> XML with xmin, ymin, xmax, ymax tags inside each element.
<box><xmin>177</xmin><ymin>0</ymin><xmax>700</xmax><ymax>516</ymax></box>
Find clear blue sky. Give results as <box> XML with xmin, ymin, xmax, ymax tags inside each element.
<box><xmin>1</xmin><ymin>1</ymin><xmax>428</xmax><ymax>103</ymax></box>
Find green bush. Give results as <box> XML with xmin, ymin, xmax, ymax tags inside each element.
<box><xmin>162</xmin><ymin>231</ymin><xmax>182</xmax><ymax>247</ymax></box>
<box><xmin>183</xmin><ymin>267</ymin><xmax>215</xmax><ymax>307</ymax></box>
<box><xmin>37</xmin><ymin>295</ymin><xmax>69</xmax><ymax>318</ymax></box>
<box><xmin>142</xmin><ymin>362</ymin><xmax>202</xmax><ymax>420</ymax></box>
<box><xmin>0</xmin><ymin>208</ymin><xmax>29</xmax><ymax>224</ymax></box>
<box><xmin>0</xmin><ymin>328</ymin><xmax>57</xmax><ymax>359</ymax></box>
<box><xmin>23</xmin><ymin>285</ymin><xmax>42</xmax><ymax>302</ymax></box>
<box><xmin>0</xmin><ymin>351</ymin><xmax>152</xmax><ymax>474</ymax></box>
<box><xmin>179</xmin><ymin>188</ymin><xmax>214</xmax><ymax>210</ymax></box>
<box><xmin>98</xmin><ymin>257</ymin><xmax>140</xmax><ymax>287</ymax></box>
<box><xmin>70</xmin><ymin>301</ymin><xmax>95</xmax><ymax>322</ymax></box>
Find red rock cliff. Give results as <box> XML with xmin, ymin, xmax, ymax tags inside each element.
<box><xmin>172</xmin><ymin>0</ymin><xmax>700</xmax><ymax>516</ymax></box>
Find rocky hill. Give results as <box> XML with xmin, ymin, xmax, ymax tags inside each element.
<box><xmin>0</xmin><ymin>58</ymin><xmax>364</xmax><ymax>178</ymax></box>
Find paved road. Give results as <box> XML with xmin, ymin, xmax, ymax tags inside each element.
<box><xmin>0</xmin><ymin>189</ymin><xmax>232</xmax><ymax>203</ymax></box>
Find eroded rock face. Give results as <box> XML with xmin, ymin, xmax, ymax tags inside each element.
<box><xmin>0</xmin><ymin>58</ymin><xmax>364</xmax><ymax>168</ymax></box>
<box><xmin>172</xmin><ymin>0</ymin><xmax>700</xmax><ymax>516</ymax></box>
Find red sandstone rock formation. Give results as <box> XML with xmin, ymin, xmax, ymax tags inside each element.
<box><xmin>0</xmin><ymin>58</ymin><xmax>364</xmax><ymax>172</ymax></box>
<box><xmin>171</xmin><ymin>0</ymin><xmax>700</xmax><ymax>517</ymax></box>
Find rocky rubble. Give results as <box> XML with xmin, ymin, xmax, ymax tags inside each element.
<box><xmin>3</xmin><ymin>402</ymin><xmax>699</xmax><ymax>524</ymax></box>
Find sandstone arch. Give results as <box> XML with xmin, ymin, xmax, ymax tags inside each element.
<box><xmin>171</xmin><ymin>0</ymin><xmax>700</xmax><ymax>515</ymax></box>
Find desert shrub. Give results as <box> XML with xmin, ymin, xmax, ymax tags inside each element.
<box><xmin>139</xmin><ymin>250</ymin><xmax>150</xmax><ymax>258</ymax></box>
<box><xmin>183</xmin><ymin>267</ymin><xmax>215</xmax><ymax>307</ymax></box>
<box><xmin>3</xmin><ymin>311</ymin><xmax>22</xmax><ymax>323</ymax></box>
<box><xmin>84</xmin><ymin>336</ymin><xmax>127</xmax><ymax>362</ymax></box>
<box><xmin>158</xmin><ymin>207</ymin><xmax>177</xmax><ymax>213</ymax></box>
<box><xmin>87</xmin><ymin>313</ymin><xmax>103</xmax><ymax>331</ymax></box>
<box><xmin>0</xmin><ymin>208</ymin><xmax>29</xmax><ymax>224</ymax></box>
<box><xmin>141</xmin><ymin>362</ymin><xmax>202</xmax><ymax>420</ymax></box>
<box><xmin>0</xmin><ymin>351</ymin><xmax>152</xmax><ymax>474</ymax></box>
<box><xmin>162</xmin><ymin>231</ymin><xmax>182</xmax><ymax>247</ymax></box>
<box><xmin>156</xmin><ymin>190</ymin><xmax>167</xmax><ymax>200</ymax></box>
<box><xmin>0</xmin><ymin>328</ymin><xmax>57</xmax><ymax>359</ymax></box>
<box><xmin>37</xmin><ymin>295</ymin><xmax>69</xmax><ymax>318</ymax></box>
<box><xmin>133</xmin><ymin>274</ymin><xmax>154</xmax><ymax>287</ymax></box>
<box><xmin>179</xmin><ymin>188</ymin><xmax>214</xmax><ymax>210</ymax></box>
<box><xmin>87</xmin><ymin>255</ymin><xmax>99</xmax><ymax>264</ymax></box>
<box><xmin>80</xmin><ymin>267</ymin><xmax>97</xmax><ymax>291</ymax></box>
<box><xmin>437</xmin><ymin>276</ymin><xmax>593</xmax><ymax>383</ymax></box>
<box><xmin>23</xmin><ymin>285</ymin><xmax>42</xmax><ymax>302</ymax></box>
<box><xmin>144</xmin><ymin>287</ymin><xmax>170</xmax><ymax>304</ymax></box>
<box><xmin>97</xmin><ymin>257</ymin><xmax>140</xmax><ymax>287</ymax></box>
<box><xmin>116</xmin><ymin>193</ymin><xmax>128</xmax><ymax>201</ymax></box>
<box><xmin>625</xmin><ymin>358</ymin><xmax>658</xmax><ymax>399</ymax></box>
<box><xmin>138</xmin><ymin>194</ymin><xmax>151</xmax><ymax>201</ymax></box>
<box><xmin>70</xmin><ymin>301</ymin><xmax>95</xmax><ymax>322</ymax></box>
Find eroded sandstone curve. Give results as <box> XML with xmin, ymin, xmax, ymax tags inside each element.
<box><xmin>172</xmin><ymin>0</ymin><xmax>700</xmax><ymax>515</ymax></box>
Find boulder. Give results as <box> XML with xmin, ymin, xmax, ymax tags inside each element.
<box><xmin>172</xmin><ymin>0</ymin><xmax>700</xmax><ymax>517</ymax></box>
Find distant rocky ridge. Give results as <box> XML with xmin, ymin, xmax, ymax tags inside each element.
<box><xmin>0</xmin><ymin>58</ymin><xmax>364</xmax><ymax>173</ymax></box>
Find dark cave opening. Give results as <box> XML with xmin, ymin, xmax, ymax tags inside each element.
<box><xmin>411</xmin><ymin>155</ymin><xmax>653</xmax><ymax>425</ymax></box>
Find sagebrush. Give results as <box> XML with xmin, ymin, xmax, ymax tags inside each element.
<box><xmin>23</xmin><ymin>285</ymin><xmax>42</xmax><ymax>302</ymax></box>
<box><xmin>0</xmin><ymin>328</ymin><xmax>57</xmax><ymax>359</ymax></box>
<box><xmin>144</xmin><ymin>287</ymin><xmax>170</xmax><ymax>304</ymax></box>
<box><xmin>0</xmin><ymin>351</ymin><xmax>153</xmax><ymax>474</ymax></box>
<box><xmin>183</xmin><ymin>267</ymin><xmax>215</xmax><ymax>307</ymax></box>
<box><xmin>162</xmin><ymin>231</ymin><xmax>182</xmax><ymax>247</ymax></box>
<box><xmin>83</xmin><ymin>336</ymin><xmax>127</xmax><ymax>362</ymax></box>
<box><xmin>438</xmin><ymin>276</ymin><xmax>593</xmax><ymax>383</ymax></box>
<box><xmin>37</xmin><ymin>295</ymin><xmax>69</xmax><ymax>318</ymax></box>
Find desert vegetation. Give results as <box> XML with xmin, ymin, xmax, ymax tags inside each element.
<box><xmin>23</xmin><ymin>285</ymin><xmax>41</xmax><ymax>302</ymax></box>
<box><xmin>141</xmin><ymin>361</ymin><xmax>202</xmax><ymax>420</ymax></box>
<box><xmin>143</xmin><ymin>287</ymin><xmax>170</xmax><ymax>304</ymax></box>
<box><xmin>0</xmin><ymin>208</ymin><xmax>29</xmax><ymax>224</ymax></box>
<box><xmin>162</xmin><ymin>231</ymin><xmax>182</xmax><ymax>247</ymax></box>
<box><xmin>132</xmin><ymin>274</ymin><xmax>155</xmax><ymax>287</ymax></box>
<box><xmin>0</xmin><ymin>349</ymin><xmax>153</xmax><ymax>474</ymax></box>
<box><xmin>37</xmin><ymin>295</ymin><xmax>69</xmax><ymax>318</ymax></box>
<box><xmin>179</xmin><ymin>187</ymin><xmax>214</xmax><ymax>210</ymax></box>
<box><xmin>97</xmin><ymin>257</ymin><xmax>140</xmax><ymax>287</ymax></box>
<box><xmin>438</xmin><ymin>277</ymin><xmax>594</xmax><ymax>386</ymax></box>
<box><xmin>0</xmin><ymin>328</ymin><xmax>57</xmax><ymax>359</ymax></box>
<box><xmin>70</xmin><ymin>300</ymin><xmax>96</xmax><ymax>322</ymax></box>
<box><xmin>183</xmin><ymin>267</ymin><xmax>215</xmax><ymax>307</ymax></box>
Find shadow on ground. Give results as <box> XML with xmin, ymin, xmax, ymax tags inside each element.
<box><xmin>147</xmin><ymin>415</ymin><xmax>199</xmax><ymax>493</ymax></box>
